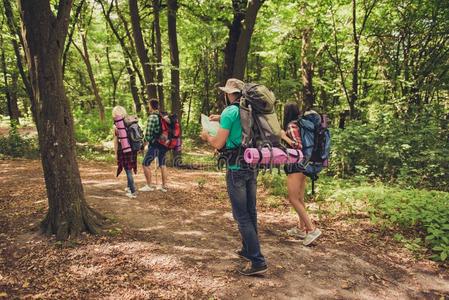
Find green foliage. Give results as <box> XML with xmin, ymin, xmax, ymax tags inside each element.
<box><xmin>0</xmin><ymin>126</ymin><xmax>39</xmax><ymax>158</ymax></box>
<box><xmin>330</xmin><ymin>108</ymin><xmax>449</xmax><ymax>191</ymax></box>
<box><xmin>260</xmin><ymin>173</ymin><xmax>449</xmax><ymax>262</ymax></box>
<box><xmin>73</xmin><ymin>109</ymin><xmax>112</xmax><ymax>144</ymax></box>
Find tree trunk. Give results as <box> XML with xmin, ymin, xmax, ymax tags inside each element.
<box><xmin>1</xmin><ymin>39</ymin><xmax>20</xmax><ymax>125</ymax></box>
<box><xmin>128</xmin><ymin>0</ymin><xmax>157</xmax><ymax>100</ymax></box>
<box><xmin>19</xmin><ymin>0</ymin><xmax>102</xmax><ymax>240</ymax></box>
<box><xmin>232</xmin><ymin>0</ymin><xmax>264</xmax><ymax>80</ymax></box>
<box><xmin>73</xmin><ymin>34</ymin><xmax>105</xmax><ymax>122</ymax></box>
<box><xmin>126</xmin><ymin>59</ymin><xmax>141</xmax><ymax>113</ymax></box>
<box><xmin>167</xmin><ymin>0</ymin><xmax>181</xmax><ymax>119</ymax></box>
<box><xmin>350</xmin><ymin>0</ymin><xmax>359</xmax><ymax>118</ymax></box>
<box><xmin>3</xmin><ymin>0</ymin><xmax>34</xmax><ymax>121</ymax></box>
<box><xmin>301</xmin><ymin>26</ymin><xmax>314</xmax><ymax>110</ymax></box>
<box><xmin>153</xmin><ymin>0</ymin><xmax>165</xmax><ymax>110</ymax></box>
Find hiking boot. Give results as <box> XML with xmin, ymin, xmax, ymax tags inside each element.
<box><xmin>234</xmin><ymin>249</ymin><xmax>250</xmax><ymax>261</ymax></box>
<box><xmin>303</xmin><ymin>228</ymin><xmax>322</xmax><ymax>246</ymax></box>
<box><xmin>238</xmin><ymin>262</ymin><xmax>268</xmax><ymax>276</ymax></box>
<box><xmin>139</xmin><ymin>185</ymin><xmax>155</xmax><ymax>192</ymax></box>
<box><xmin>286</xmin><ymin>227</ymin><xmax>307</xmax><ymax>239</ymax></box>
<box><xmin>157</xmin><ymin>186</ymin><xmax>168</xmax><ymax>192</ymax></box>
<box><xmin>126</xmin><ymin>192</ymin><xmax>137</xmax><ymax>199</ymax></box>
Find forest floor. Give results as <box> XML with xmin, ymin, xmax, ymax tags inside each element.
<box><xmin>0</xmin><ymin>158</ymin><xmax>448</xmax><ymax>299</ymax></box>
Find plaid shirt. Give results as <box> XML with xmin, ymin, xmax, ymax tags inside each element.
<box><xmin>286</xmin><ymin>121</ymin><xmax>302</xmax><ymax>150</ymax></box>
<box><xmin>144</xmin><ymin>112</ymin><xmax>161</xmax><ymax>143</ymax></box>
<box><xmin>115</xmin><ymin>129</ymin><xmax>137</xmax><ymax>176</ymax></box>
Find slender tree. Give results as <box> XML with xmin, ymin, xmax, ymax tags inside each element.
<box><xmin>167</xmin><ymin>0</ymin><xmax>181</xmax><ymax>119</ymax></box>
<box><xmin>129</xmin><ymin>0</ymin><xmax>157</xmax><ymax>100</ymax></box>
<box><xmin>153</xmin><ymin>0</ymin><xmax>165</xmax><ymax>109</ymax></box>
<box><xmin>19</xmin><ymin>0</ymin><xmax>102</xmax><ymax>240</ymax></box>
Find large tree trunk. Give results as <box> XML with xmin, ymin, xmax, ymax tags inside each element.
<box><xmin>301</xmin><ymin>27</ymin><xmax>314</xmax><ymax>110</ymax></box>
<box><xmin>153</xmin><ymin>0</ymin><xmax>165</xmax><ymax>110</ymax></box>
<box><xmin>223</xmin><ymin>0</ymin><xmax>247</xmax><ymax>82</ymax></box>
<box><xmin>19</xmin><ymin>0</ymin><xmax>102</xmax><ymax>240</ymax></box>
<box><xmin>73</xmin><ymin>34</ymin><xmax>105</xmax><ymax>122</ymax></box>
<box><xmin>128</xmin><ymin>0</ymin><xmax>157</xmax><ymax>101</ymax></box>
<box><xmin>3</xmin><ymin>0</ymin><xmax>34</xmax><ymax>121</ymax></box>
<box><xmin>167</xmin><ymin>0</ymin><xmax>181</xmax><ymax>119</ymax></box>
<box><xmin>232</xmin><ymin>0</ymin><xmax>264</xmax><ymax>80</ymax></box>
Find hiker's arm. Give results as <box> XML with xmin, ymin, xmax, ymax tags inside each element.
<box><xmin>209</xmin><ymin>114</ymin><xmax>220</xmax><ymax>122</ymax></box>
<box><xmin>200</xmin><ymin>128</ymin><xmax>229</xmax><ymax>150</ymax></box>
<box><xmin>282</xmin><ymin>124</ymin><xmax>302</xmax><ymax>149</ymax></box>
<box><xmin>113</xmin><ymin>132</ymin><xmax>118</xmax><ymax>158</ymax></box>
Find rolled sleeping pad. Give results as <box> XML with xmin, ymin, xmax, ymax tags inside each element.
<box><xmin>244</xmin><ymin>147</ymin><xmax>303</xmax><ymax>165</ymax></box>
<box><xmin>114</xmin><ymin>116</ymin><xmax>132</xmax><ymax>153</ymax></box>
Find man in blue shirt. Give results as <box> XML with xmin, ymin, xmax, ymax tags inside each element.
<box><xmin>200</xmin><ymin>78</ymin><xmax>267</xmax><ymax>276</ymax></box>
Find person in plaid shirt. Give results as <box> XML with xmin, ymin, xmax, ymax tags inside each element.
<box><xmin>113</xmin><ymin>106</ymin><xmax>138</xmax><ymax>198</ymax></box>
<box><xmin>280</xmin><ymin>102</ymin><xmax>322</xmax><ymax>246</ymax></box>
<box><xmin>140</xmin><ymin>99</ymin><xmax>169</xmax><ymax>192</ymax></box>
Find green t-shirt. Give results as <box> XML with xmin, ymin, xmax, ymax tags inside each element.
<box><xmin>220</xmin><ymin>105</ymin><xmax>242</xmax><ymax>170</ymax></box>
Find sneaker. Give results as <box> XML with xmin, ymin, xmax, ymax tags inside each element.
<box><xmin>238</xmin><ymin>262</ymin><xmax>268</xmax><ymax>276</ymax></box>
<box><xmin>125</xmin><ymin>187</ymin><xmax>131</xmax><ymax>193</ymax></box>
<box><xmin>303</xmin><ymin>228</ymin><xmax>322</xmax><ymax>246</ymax></box>
<box><xmin>234</xmin><ymin>249</ymin><xmax>250</xmax><ymax>261</ymax></box>
<box><xmin>126</xmin><ymin>192</ymin><xmax>137</xmax><ymax>198</ymax></box>
<box><xmin>286</xmin><ymin>227</ymin><xmax>307</xmax><ymax>239</ymax></box>
<box><xmin>139</xmin><ymin>185</ymin><xmax>155</xmax><ymax>192</ymax></box>
<box><xmin>156</xmin><ymin>186</ymin><xmax>168</xmax><ymax>192</ymax></box>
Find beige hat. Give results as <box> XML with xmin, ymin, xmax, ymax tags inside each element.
<box><xmin>219</xmin><ymin>78</ymin><xmax>244</xmax><ymax>94</ymax></box>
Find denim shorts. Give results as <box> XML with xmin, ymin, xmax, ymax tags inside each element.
<box><xmin>143</xmin><ymin>143</ymin><xmax>168</xmax><ymax>166</ymax></box>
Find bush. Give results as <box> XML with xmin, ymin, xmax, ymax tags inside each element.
<box><xmin>0</xmin><ymin>127</ymin><xmax>39</xmax><ymax>158</ymax></box>
<box><xmin>329</xmin><ymin>110</ymin><xmax>449</xmax><ymax>191</ymax></box>
<box><xmin>73</xmin><ymin>110</ymin><xmax>113</xmax><ymax>144</ymax></box>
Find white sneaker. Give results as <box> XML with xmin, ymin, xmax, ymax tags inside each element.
<box><xmin>156</xmin><ymin>186</ymin><xmax>168</xmax><ymax>193</ymax></box>
<box><xmin>286</xmin><ymin>227</ymin><xmax>307</xmax><ymax>239</ymax></box>
<box><xmin>303</xmin><ymin>228</ymin><xmax>322</xmax><ymax>246</ymax></box>
<box><xmin>126</xmin><ymin>192</ymin><xmax>137</xmax><ymax>198</ymax></box>
<box><xmin>125</xmin><ymin>187</ymin><xmax>131</xmax><ymax>193</ymax></box>
<box><xmin>139</xmin><ymin>185</ymin><xmax>155</xmax><ymax>192</ymax></box>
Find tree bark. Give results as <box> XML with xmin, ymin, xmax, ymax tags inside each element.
<box><xmin>301</xmin><ymin>26</ymin><xmax>314</xmax><ymax>110</ymax></box>
<box><xmin>128</xmin><ymin>0</ymin><xmax>157</xmax><ymax>101</ymax></box>
<box><xmin>126</xmin><ymin>60</ymin><xmax>141</xmax><ymax>113</ymax></box>
<box><xmin>232</xmin><ymin>0</ymin><xmax>264</xmax><ymax>80</ymax></box>
<box><xmin>73</xmin><ymin>33</ymin><xmax>105</xmax><ymax>121</ymax></box>
<box><xmin>19</xmin><ymin>0</ymin><xmax>102</xmax><ymax>240</ymax></box>
<box><xmin>167</xmin><ymin>0</ymin><xmax>181</xmax><ymax>119</ymax></box>
<box><xmin>62</xmin><ymin>0</ymin><xmax>85</xmax><ymax>77</ymax></box>
<box><xmin>153</xmin><ymin>0</ymin><xmax>165</xmax><ymax>110</ymax></box>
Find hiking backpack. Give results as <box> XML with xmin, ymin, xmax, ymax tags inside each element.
<box><xmin>297</xmin><ymin>111</ymin><xmax>331</xmax><ymax>193</ymax></box>
<box><xmin>157</xmin><ymin>113</ymin><xmax>181</xmax><ymax>150</ymax></box>
<box><xmin>124</xmin><ymin>115</ymin><xmax>144</xmax><ymax>152</ymax></box>
<box><xmin>218</xmin><ymin>83</ymin><xmax>282</xmax><ymax>170</ymax></box>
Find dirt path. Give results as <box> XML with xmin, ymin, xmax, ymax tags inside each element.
<box><xmin>0</xmin><ymin>159</ymin><xmax>448</xmax><ymax>299</ymax></box>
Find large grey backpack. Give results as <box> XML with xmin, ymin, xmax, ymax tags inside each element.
<box><xmin>239</xmin><ymin>83</ymin><xmax>282</xmax><ymax>148</ymax></box>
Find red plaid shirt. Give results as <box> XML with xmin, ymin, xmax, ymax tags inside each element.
<box><xmin>115</xmin><ymin>129</ymin><xmax>138</xmax><ymax>176</ymax></box>
<box><xmin>286</xmin><ymin>121</ymin><xmax>302</xmax><ymax>150</ymax></box>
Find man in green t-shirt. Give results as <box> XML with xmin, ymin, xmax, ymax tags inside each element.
<box><xmin>200</xmin><ymin>78</ymin><xmax>267</xmax><ymax>276</ymax></box>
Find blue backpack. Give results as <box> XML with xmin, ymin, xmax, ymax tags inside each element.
<box><xmin>297</xmin><ymin>111</ymin><xmax>331</xmax><ymax>194</ymax></box>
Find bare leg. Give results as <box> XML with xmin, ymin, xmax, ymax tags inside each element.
<box><xmin>287</xmin><ymin>173</ymin><xmax>314</xmax><ymax>232</ymax></box>
<box><xmin>143</xmin><ymin>165</ymin><xmax>152</xmax><ymax>186</ymax></box>
<box><xmin>160</xmin><ymin>166</ymin><xmax>168</xmax><ymax>187</ymax></box>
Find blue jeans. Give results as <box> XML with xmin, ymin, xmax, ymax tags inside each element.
<box><xmin>226</xmin><ymin>169</ymin><xmax>266</xmax><ymax>267</ymax></box>
<box><xmin>125</xmin><ymin>169</ymin><xmax>136</xmax><ymax>193</ymax></box>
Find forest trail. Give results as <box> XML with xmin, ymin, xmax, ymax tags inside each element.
<box><xmin>0</xmin><ymin>159</ymin><xmax>448</xmax><ymax>299</ymax></box>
